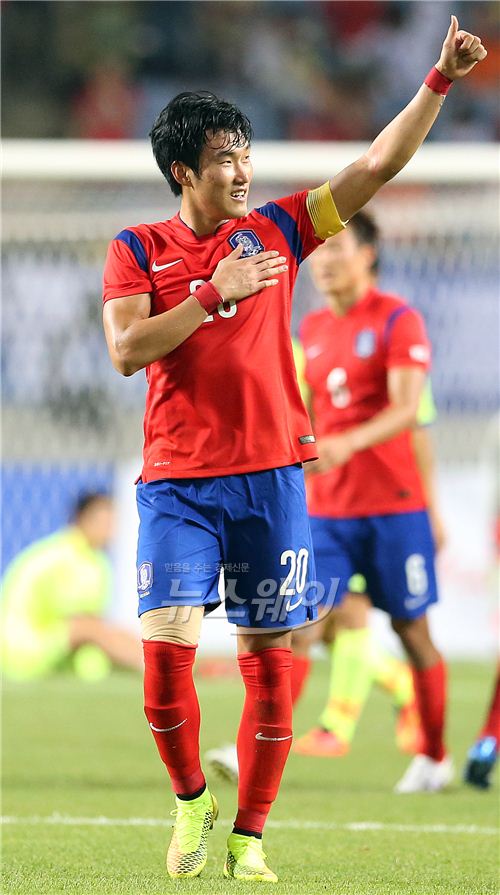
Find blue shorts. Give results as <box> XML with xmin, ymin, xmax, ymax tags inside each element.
<box><xmin>136</xmin><ymin>465</ymin><xmax>317</xmax><ymax>629</ymax></box>
<box><xmin>310</xmin><ymin>510</ymin><xmax>438</xmax><ymax>620</ymax></box>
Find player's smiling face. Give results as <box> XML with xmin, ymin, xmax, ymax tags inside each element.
<box><xmin>190</xmin><ymin>131</ymin><xmax>253</xmax><ymax>222</ymax></box>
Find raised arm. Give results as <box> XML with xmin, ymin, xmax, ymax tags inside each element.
<box><xmin>330</xmin><ymin>16</ymin><xmax>487</xmax><ymax>222</ymax></box>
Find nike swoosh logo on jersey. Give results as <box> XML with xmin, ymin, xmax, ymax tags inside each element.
<box><xmin>149</xmin><ymin>718</ymin><xmax>187</xmax><ymax>733</ymax></box>
<box><xmin>152</xmin><ymin>259</ymin><xmax>183</xmax><ymax>271</ymax></box>
<box><xmin>255</xmin><ymin>732</ymin><xmax>293</xmax><ymax>742</ymax></box>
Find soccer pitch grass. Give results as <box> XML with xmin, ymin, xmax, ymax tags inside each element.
<box><xmin>2</xmin><ymin>661</ymin><xmax>498</xmax><ymax>895</ymax></box>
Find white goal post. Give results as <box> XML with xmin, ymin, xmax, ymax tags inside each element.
<box><xmin>3</xmin><ymin>139</ymin><xmax>499</xmax><ymax>183</ymax></box>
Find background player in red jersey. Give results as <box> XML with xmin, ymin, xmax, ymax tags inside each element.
<box><xmin>102</xmin><ymin>17</ymin><xmax>486</xmax><ymax>882</ymax></box>
<box><xmin>294</xmin><ymin>210</ymin><xmax>451</xmax><ymax>793</ymax></box>
<box><xmin>291</xmin><ymin>404</ymin><xmax>444</xmax><ymax>759</ymax></box>
<box><xmin>292</xmin><ymin>331</ymin><xmax>445</xmax><ymax>760</ymax></box>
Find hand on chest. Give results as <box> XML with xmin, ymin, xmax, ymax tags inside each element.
<box><xmin>149</xmin><ymin>227</ymin><xmax>289</xmax><ymax>327</ymax></box>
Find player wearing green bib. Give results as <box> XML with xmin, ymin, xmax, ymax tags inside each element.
<box><xmin>1</xmin><ymin>493</ymin><xmax>142</xmax><ymax>680</ymax></box>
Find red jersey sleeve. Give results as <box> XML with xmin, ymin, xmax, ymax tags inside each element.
<box><xmin>273</xmin><ymin>190</ymin><xmax>323</xmax><ymax>262</ymax></box>
<box><xmin>103</xmin><ymin>229</ymin><xmax>152</xmax><ymax>303</ymax></box>
<box><xmin>384</xmin><ymin>306</ymin><xmax>431</xmax><ymax>370</ymax></box>
<box><xmin>256</xmin><ymin>190</ymin><xmax>323</xmax><ymax>265</ymax></box>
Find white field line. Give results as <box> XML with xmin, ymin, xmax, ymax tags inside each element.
<box><xmin>1</xmin><ymin>814</ymin><xmax>498</xmax><ymax>836</ymax></box>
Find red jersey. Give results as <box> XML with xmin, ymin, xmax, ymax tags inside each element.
<box><xmin>300</xmin><ymin>287</ymin><xmax>431</xmax><ymax>518</ymax></box>
<box><xmin>103</xmin><ymin>190</ymin><xmax>343</xmax><ymax>481</ymax></box>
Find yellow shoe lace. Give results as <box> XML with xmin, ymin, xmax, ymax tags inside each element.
<box><xmin>170</xmin><ymin>801</ymin><xmax>210</xmax><ymax>853</ymax></box>
<box><xmin>233</xmin><ymin>835</ymin><xmax>268</xmax><ymax>870</ymax></box>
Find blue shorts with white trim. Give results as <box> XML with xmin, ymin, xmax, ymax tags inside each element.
<box><xmin>310</xmin><ymin>510</ymin><xmax>438</xmax><ymax>620</ymax></box>
<box><xmin>136</xmin><ymin>464</ymin><xmax>318</xmax><ymax>630</ymax></box>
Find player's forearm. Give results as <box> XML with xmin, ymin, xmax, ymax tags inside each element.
<box><xmin>358</xmin><ymin>14</ymin><xmax>485</xmax><ymax>185</ymax></box>
<box><xmin>365</xmin><ymin>85</ymin><xmax>444</xmax><ymax>182</ymax></box>
<box><xmin>330</xmin><ymin>85</ymin><xmax>444</xmax><ymax>221</ymax></box>
<box><xmin>347</xmin><ymin>403</ymin><xmax>419</xmax><ymax>454</ymax></box>
<box><xmin>411</xmin><ymin>426</ymin><xmax>439</xmax><ymax>511</ymax></box>
<box><xmin>113</xmin><ymin>296</ymin><xmax>207</xmax><ymax>375</ymax></box>
<box><xmin>329</xmin><ymin>17</ymin><xmax>486</xmax><ymax>221</ymax></box>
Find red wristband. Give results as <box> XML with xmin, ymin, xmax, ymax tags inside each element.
<box><xmin>193</xmin><ymin>281</ymin><xmax>223</xmax><ymax>314</ymax></box>
<box><xmin>424</xmin><ymin>66</ymin><xmax>453</xmax><ymax>96</ymax></box>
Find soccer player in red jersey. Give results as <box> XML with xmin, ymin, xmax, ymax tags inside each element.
<box><xmin>293</xmin><ymin>212</ymin><xmax>451</xmax><ymax>791</ymax></box>
<box><xmin>102</xmin><ymin>18</ymin><xmax>486</xmax><ymax>881</ymax></box>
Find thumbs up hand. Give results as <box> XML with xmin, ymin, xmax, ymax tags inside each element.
<box><xmin>436</xmin><ymin>15</ymin><xmax>487</xmax><ymax>80</ymax></box>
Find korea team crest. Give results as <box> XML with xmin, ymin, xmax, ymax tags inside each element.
<box><xmin>355</xmin><ymin>329</ymin><xmax>376</xmax><ymax>358</ymax></box>
<box><xmin>228</xmin><ymin>230</ymin><xmax>264</xmax><ymax>257</ymax></box>
<box><xmin>137</xmin><ymin>561</ymin><xmax>153</xmax><ymax>596</ymax></box>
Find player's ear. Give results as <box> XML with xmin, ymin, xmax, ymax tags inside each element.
<box><xmin>363</xmin><ymin>243</ymin><xmax>377</xmax><ymax>272</ymax></box>
<box><xmin>171</xmin><ymin>161</ymin><xmax>193</xmax><ymax>190</ymax></box>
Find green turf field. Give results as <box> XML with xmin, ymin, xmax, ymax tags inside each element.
<box><xmin>2</xmin><ymin>661</ymin><xmax>498</xmax><ymax>894</ymax></box>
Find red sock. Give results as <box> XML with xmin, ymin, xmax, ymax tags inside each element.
<box><xmin>235</xmin><ymin>648</ymin><xmax>293</xmax><ymax>835</ymax></box>
<box><xmin>291</xmin><ymin>655</ymin><xmax>311</xmax><ymax>706</ymax></box>
<box><xmin>412</xmin><ymin>659</ymin><xmax>447</xmax><ymax>761</ymax></box>
<box><xmin>143</xmin><ymin>640</ymin><xmax>205</xmax><ymax>796</ymax></box>
<box><xmin>480</xmin><ymin>670</ymin><xmax>500</xmax><ymax>741</ymax></box>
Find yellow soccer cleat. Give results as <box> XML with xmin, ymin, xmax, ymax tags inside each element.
<box><xmin>223</xmin><ymin>832</ymin><xmax>278</xmax><ymax>883</ymax></box>
<box><xmin>166</xmin><ymin>788</ymin><xmax>218</xmax><ymax>879</ymax></box>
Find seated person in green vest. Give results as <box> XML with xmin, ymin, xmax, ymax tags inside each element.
<box><xmin>1</xmin><ymin>492</ymin><xmax>142</xmax><ymax>680</ymax></box>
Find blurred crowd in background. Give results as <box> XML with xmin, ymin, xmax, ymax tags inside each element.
<box><xmin>3</xmin><ymin>0</ymin><xmax>499</xmax><ymax>142</ymax></box>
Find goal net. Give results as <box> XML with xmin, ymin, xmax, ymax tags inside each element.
<box><xmin>2</xmin><ymin>140</ymin><xmax>498</xmax><ymax>656</ymax></box>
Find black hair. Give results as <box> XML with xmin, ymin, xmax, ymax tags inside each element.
<box><xmin>150</xmin><ymin>91</ymin><xmax>253</xmax><ymax>197</ymax></box>
<box><xmin>72</xmin><ymin>492</ymin><xmax>111</xmax><ymax>521</ymax></box>
<box><xmin>348</xmin><ymin>209</ymin><xmax>380</xmax><ymax>272</ymax></box>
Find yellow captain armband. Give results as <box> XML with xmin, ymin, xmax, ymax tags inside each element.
<box><xmin>306</xmin><ymin>181</ymin><xmax>346</xmax><ymax>240</ymax></box>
